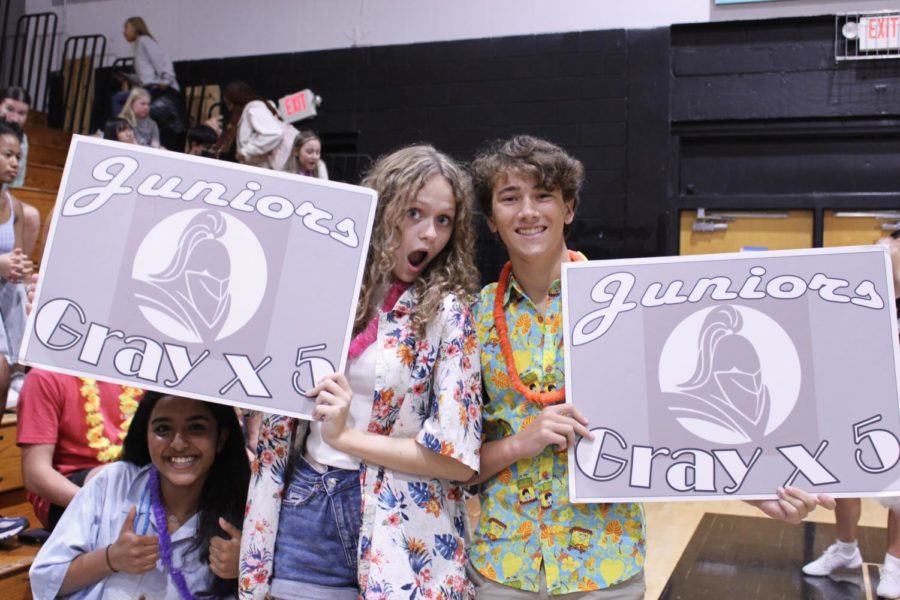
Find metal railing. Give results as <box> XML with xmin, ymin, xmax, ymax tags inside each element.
<box><xmin>0</xmin><ymin>0</ymin><xmax>13</xmax><ymax>85</ymax></box>
<box><xmin>324</xmin><ymin>153</ymin><xmax>373</xmax><ymax>185</ymax></box>
<box><xmin>111</xmin><ymin>57</ymin><xmax>133</xmax><ymax>71</ymax></box>
<box><xmin>61</xmin><ymin>34</ymin><xmax>106</xmax><ymax>134</ymax></box>
<box><xmin>184</xmin><ymin>82</ymin><xmax>219</xmax><ymax>128</ymax></box>
<box><xmin>8</xmin><ymin>11</ymin><xmax>56</xmax><ymax>110</ymax></box>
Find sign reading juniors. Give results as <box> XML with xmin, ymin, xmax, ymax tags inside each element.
<box><xmin>21</xmin><ymin>137</ymin><xmax>377</xmax><ymax>419</ymax></box>
<box><xmin>562</xmin><ymin>247</ymin><xmax>900</xmax><ymax>502</ymax></box>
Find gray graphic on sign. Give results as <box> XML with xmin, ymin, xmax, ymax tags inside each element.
<box><xmin>132</xmin><ymin>209</ymin><xmax>267</xmax><ymax>344</ymax></box>
<box><xmin>659</xmin><ymin>305</ymin><xmax>801</xmax><ymax>445</ymax></box>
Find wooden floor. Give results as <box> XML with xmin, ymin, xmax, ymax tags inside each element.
<box><xmin>644</xmin><ymin>499</ymin><xmax>890</xmax><ymax>599</ymax></box>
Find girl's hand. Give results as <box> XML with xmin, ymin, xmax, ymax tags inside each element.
<box><xmin>25</xmin><ymin>272</ymin><xmax>38</xmax><ymax>315</ymax></box>
<box><xmin>21</xmin><ymin>255</ymin><xmax>33</xmax><ymax>280</ymax></box>
<box><xmin>752</xmin><ymin>486</ymin><xmax>836</xmax><ymax>524</ymax></box>
<box><xmin>0</xmin><ymin>248</ymin><xmax>27</xmax><ymax>282</ymax></box>
<box><xmin>309</xmin><ymin>373</ymin><xmax>353</xmax><ymax>449</ymax></box>
<box><xmin>204</xmin><ymin>115</ymin><xmax>222</xmax><ymax>136</ymax></box>
<box><xmin>877</xmin><ymin>235</ymin><xmax>900</xmax><ymax>297</ymax></box>
<box><xmin>209</xmin><ymin>518</ymin><xmax>241</xmax><ymax>579</ymax></box>
<box><xmin>107</xmin><ymin>506</ymin><xmax>160</xmax><ymax>573</ymax></box>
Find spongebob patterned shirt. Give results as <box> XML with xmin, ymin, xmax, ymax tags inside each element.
<box><xmin>470</xmin><ymin>274</ymin><xmax>646</xmax><ymax>594</ymax></box>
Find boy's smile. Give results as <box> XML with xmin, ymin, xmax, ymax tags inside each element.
<box><xmin>487</xmin><ymin>170</ymin><xmax>574</xmax><ymax>263</ymax></box>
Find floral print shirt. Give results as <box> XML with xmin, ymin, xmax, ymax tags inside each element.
<box><xmin>239</xmin><ymin>290</ymin><xmax>482</xmax><ymax>600</ymax></box>
<box><xmin>469</xmin><ymin>275</ymin><xmax>646</xmax><ymax>594</ymax></box>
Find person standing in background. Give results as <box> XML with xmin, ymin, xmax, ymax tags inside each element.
<box><xmin>214</xmin><ymin>81</ymin><xmax>296</xmax><ymax>170</ymax></box>
<box><xmin>802</xmin><ymin>232</ymin><xmax>900</xmax><ymax>599</ymax></box>
<box><xmin>113</xmin><ymin>17</ymin><xmax>184</xmax><ymax>150</ymax></box>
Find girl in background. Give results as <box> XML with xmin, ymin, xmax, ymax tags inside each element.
<box><xmin>282</xmin><ymin>129</ymin><xmax>328</xmax><ymax>179</ymax></box>
<box><xmin>118</xmin><ymin>87</ymin><xmax>160</xmax><ymax>148</ymax></box>
<box><xmin>213</xmin><ymin>81</ymin><xmax>296</xmax><ymax>169</ymax></box>
<box><xmin>0</xmin><ymin>87</ymin><xmax>40</xmax><ymax>259</ymax></box>
<box><xmin>30</xmin><ymin>392</ymin><xmax>250</xmax><ymax>599</ymax></box>
<box><xmin>0</xmin><ymin>120</ymin><xmax>32</xmax><ymax>413</ymax></box>
<box><xmin>241</xmin><ymin>145</ymin><xmax>482</xmax><ymax>599</ymax></box>
<box><xmin>112</xmin><ymin>16</ymin><xmax>179</xmax><ymax>118</ymax></box>
<box><xmin>103</xmin><ymin>118</ymin><xmax>136</xmax><ymax>144</ymax></box>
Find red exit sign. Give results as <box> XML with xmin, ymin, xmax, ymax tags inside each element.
<box><xmin>860</xmin><ymin>14</ymin><xmax>900</xmax><ymax>51</ymax></box>
<box><xmin>283</xmin><ymin>91</ymin><xmax>308</xmax><ymax>116</ymax></box>
<box><xmin>277</xmin><ymin>89</ymin><xmax>318</xmax><ymax>123</ymax></box>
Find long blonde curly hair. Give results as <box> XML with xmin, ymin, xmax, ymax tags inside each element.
<box><xmin>355</xmin><ymin>145</ymin><xmax>479</xmax><ymax>337</ymax></box>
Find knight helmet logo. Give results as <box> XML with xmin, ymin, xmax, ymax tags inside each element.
<box><xmin>132</xmin><ymin>209</ymin><xmax>268</xmax><ymax>344</ymax></box>
<box><xmin>658</xmin><ymin>305</ymin><xmax>802</xmax><ymax>445</ymax></box>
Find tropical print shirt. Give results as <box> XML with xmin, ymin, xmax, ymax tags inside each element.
<box><xmin>469</xmin><ymin>274</ymin><xmax>646</xmax><ymax>594</ymax></box>
<box><xmin>239</xmin><ymin>290</ymin><xmax>482</xmax><ymax>600</ymax></box>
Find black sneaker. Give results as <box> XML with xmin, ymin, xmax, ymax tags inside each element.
<box><xmin>0</xmin><ymin>516</ymin><xmax>29</xmax><ymax>540</ymax></box>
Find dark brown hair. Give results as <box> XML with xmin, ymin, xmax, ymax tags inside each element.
<box><xmin>471</xmin><ymin>135</ymin><xmax>585</xmax><ymax>233</ymax></box>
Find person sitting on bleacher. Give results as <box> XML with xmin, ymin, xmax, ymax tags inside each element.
<box><xmin>17</xmin><ymin>368</ymin><xmax>143</xmax><ymax>530</ymax></box>
<box><xmin>0</xmin><ymin>87</ymin><xmax>41</xmax><ymax>262</ymax></box>
<box><xmin>185</xmin><ymin>124</ymin><xmax>218</xmax><ymax>156</ymax></box>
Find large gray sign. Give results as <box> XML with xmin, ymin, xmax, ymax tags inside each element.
<box><xmin>563</xmin><ymin>247</ymin><xmax>900</xmax><ymax>502</ymax></box>
<box><xmin>21</xmin><ymin>137</ymin><xmax>377</xmax><ymax>419</ymax></box>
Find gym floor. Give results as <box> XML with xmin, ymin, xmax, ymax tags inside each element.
<box><xmin>645</xmin><ymin>500</ymin><xmax>890</xmax><ymax>599</ymax></box>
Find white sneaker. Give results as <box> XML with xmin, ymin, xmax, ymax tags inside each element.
<box><xmin>802</xmin><ymin>543</ymin><xmax>863</xmax><ymax>576</ymax></box>
<box><xmin>878</xmin><ymin>562</ymin><xmax>900</xmax><ymax>598</ymax></box>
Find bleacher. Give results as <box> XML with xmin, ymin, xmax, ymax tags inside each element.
<box><xmin>0</xmin><ymin>410</ymin><xmax>37</xmax><ymax>596</ymax></box>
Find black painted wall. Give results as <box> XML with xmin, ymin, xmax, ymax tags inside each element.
<box><xmin>172</xmin><ymin>30</ymin><xmax>670</xmax><ymax>281</ymax></box>
<box><xmin>165</xmin><ymin>14</ymin><xmax>900</xmax><ymax>275</ymax></box>
<box><xmin>670</xmin><ymin>16</ymin><xmax>900</xmax><ymax>251</ymax></box>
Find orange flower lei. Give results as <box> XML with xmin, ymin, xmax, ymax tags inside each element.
<box><xmin>493</xmin><ymin>249</ymin><xmax>586</xmax><ymax>406</ymax></box>
<box><xmin>80</xmin><ymin>378</ymin><xmax>142</xmax><ymax>463</ymax></box>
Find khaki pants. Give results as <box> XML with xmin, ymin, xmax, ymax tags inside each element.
<box><xmin>468</xmin><ymin>563</ymin><xmax>645</xmax><ymax>600</ymax></box>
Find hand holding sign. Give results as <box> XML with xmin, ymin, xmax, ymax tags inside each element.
<box><xmin>311</xmin><ymin>372</ymin><xmax>353</xmax><ymax>447</ymax></box>
<box><xmin>749</xmin><ymin>486</ymin><xmax>836</xmax><ymax>524</ymax></box>
<box><xmin>514</xmin><ymin>404</ymin><xmax>594</xmax><ymax>458</ymax></box>
<box><xmin>877</xmin><ymin>234</ymin><xmax>900</xmax><ymax>298</ymax></box>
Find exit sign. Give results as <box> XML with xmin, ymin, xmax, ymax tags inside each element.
<box><xmin>277</xmin><ymin>89</ymin><xmax>318</xmax><ymax>124</ymax></box>
<box><xmin>859</xmin><ymin>14</ymin><xmax>900</xmax><ymax>51</ymax></box>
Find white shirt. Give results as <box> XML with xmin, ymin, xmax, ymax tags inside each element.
<box><xmin>132</xmin><ymin>36</ymin><xmax>179</xmax><ymax>91</ymax></box>
<box><xmin>305</xmin><ymin>342</ymin><xmax>376</xmax><ymax>471</ymax></box>
<box><xmin>236</xmin><ymin>100</ymin><xmax>285</xmax><ymax>166</ymax></box>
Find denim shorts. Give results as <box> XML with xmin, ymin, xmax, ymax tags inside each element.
<box><xmin>271</xmin><ymin>457</ymin><xmax>362</xmax><ymax>599</ymax></box>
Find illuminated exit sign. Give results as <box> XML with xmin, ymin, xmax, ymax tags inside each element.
<box><xmin>859</xmin><ymin>14</ymin><xmax>900</xmax><ymax>51</ymax></box>
<box><xmin>277</xmin><ymin>89</ymin><xmax>318</xmax><ymax>123</ymax></box>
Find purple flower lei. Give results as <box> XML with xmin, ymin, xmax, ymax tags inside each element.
<box><xmin>148</xmin><ymin>465</ymin><xmax>200</xmax><ymax>600</ymax></box>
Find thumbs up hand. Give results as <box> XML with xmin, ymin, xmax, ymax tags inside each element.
<box><xmin>209</xmin><ymin>517</ymin><xmax>242</xmax><ymax>579</ymax></box>
<box><xmin>106</xmin><ymin>506</ymin><xmax>160</xmax><ymax>574</ymax></box>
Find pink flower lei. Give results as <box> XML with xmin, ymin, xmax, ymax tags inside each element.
<box><xmin>347</xmin><ymin>280</ymin><xmax>410</xmax><ymax>360</ymax></box>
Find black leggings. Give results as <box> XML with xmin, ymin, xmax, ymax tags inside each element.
<box><xmin>47</xmin><ymin>467</ymin><xmax>93</xmax><ymax>530</ymax></box>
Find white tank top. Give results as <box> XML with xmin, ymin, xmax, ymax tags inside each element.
<box><xmin>304</xmin><ymin>342</ymin><xmax>377</xmax><ymax>471</ymax></box>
